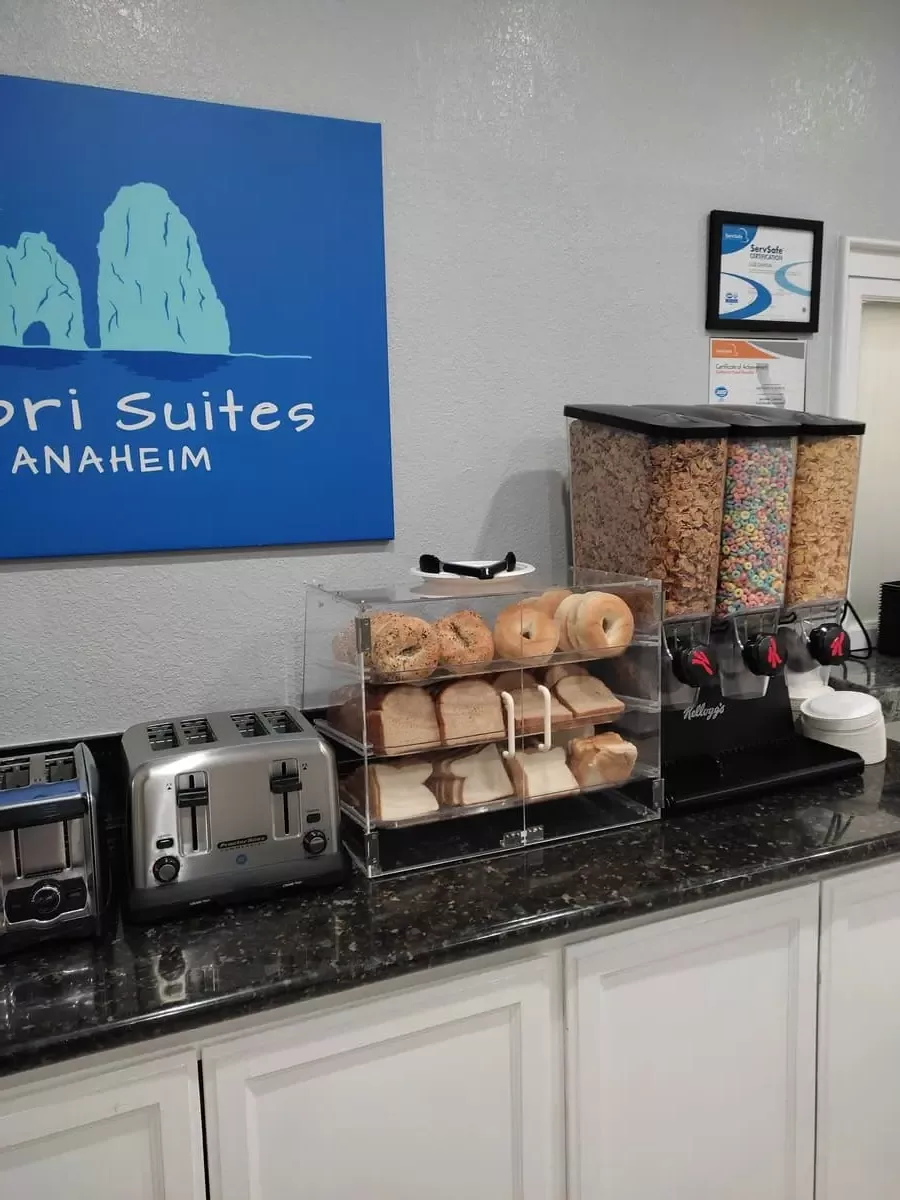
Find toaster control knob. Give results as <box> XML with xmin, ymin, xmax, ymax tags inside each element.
<box><xmin>302</xmin><ymin>830</ymin><xmax>328</xmax><ymax>856</ymax></box>
<box><xmin>152</xmin><ymin>856</ymin><xmax>181</xmax><ymax>884</ymax></box>
<box><xmin>808</xmin><ymin>622</ymin><xmax>850</xmax><ymax>666</ymax></box>
<box><xmin>32</xmin><ymin>881</ymin><xmax>62</xmax><ymax>919</ymax></box>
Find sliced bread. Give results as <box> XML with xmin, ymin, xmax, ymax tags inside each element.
<box><xmin>432</xmin><ymin>744</ymin><xmax>514</xmax><ymax>807</ymax></box>
<box><xmin>507</xmin><ymin>745</ymin><xmax>578</xmax><ymax>799</ymax></box>
<box><xmin>568</xmin><ymin>732</ymin><xmax>638</xmax><ymax>788</ymax></box>
<box><xmin>436</xmin><ymin>679</ymin><xmax>505</xmax><ymax>746</ymax></box>
<box><xmin>554</xmin><ymin>674</ymin><xmax>625</xmax><ymax>721</ymax></box>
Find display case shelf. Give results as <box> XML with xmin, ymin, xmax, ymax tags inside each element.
<box><xmin>303</xmin><ymin>572</ymin><xmax>663</xmax><ymax>877</ymax></box>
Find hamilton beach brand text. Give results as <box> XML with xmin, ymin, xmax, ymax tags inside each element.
<box><xmin>682</xmin><ymin>700</ymin><xmax>726</xmax><ymax>722</ymax></box>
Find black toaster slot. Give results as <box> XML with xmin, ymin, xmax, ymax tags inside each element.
<box><xmin>270</xmin><ymin>760</ymin><xmax>302</xmax><ymax>838</ymax></box>
<box><xmin>176</xmin><ymin>771</ymin><xmax>210</xmax><ymax>855</ymax></box>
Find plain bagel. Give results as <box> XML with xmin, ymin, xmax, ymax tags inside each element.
<box><xmin>434</xmin><ymin>609</ymin><xmax>494</xmax><ymax>667</ymax></box>
<box><xmin>570</xmin><ymin>591</ymin><xmax>634</xmax><ymax>654</ymax></box>
<box><xmin>554</xmin><ymin>593</ymin><xmax>584</xmax><ymax>652</ymax></box>
<box><xmin>493</xmin><ymin>602</ymin><xmax>559</xmax><ymax>660</ymax></box>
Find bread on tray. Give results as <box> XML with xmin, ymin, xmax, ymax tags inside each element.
<box><xmin>507</xmin><ymin>745</ymin><xmax>578</xmax><ymax>799</ymax></box>
<box><xmin>432</xmin><ymin>744</ymin><xmax>514</xmax><ymax>808</ymax></box>
<box><xmin>331</xmin><ymin>685</ymin><xmax>440</xmax><ymax>756</ymax></box>
<box><xmin>568</xmin><ymin>732</ymin><xmax>638</xmax><ymax>788</ymax></box>
<box><xmin>436</xmin><ymin>679</ymin><xmax>505</xmax><ymax>746</ymax></box>
<box><xmin>347</xmin><ymin>760</ymin><xmax>440</xmax><ymax>822</ymax></box>
<box><xmin>553</xmin><ymin>674</ymin><xmax>625</xmax><ymax>722</ymax></box>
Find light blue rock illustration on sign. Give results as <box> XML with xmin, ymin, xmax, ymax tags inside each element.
<box><xmin>0</xmin><ymin>232</ymin><xmax>87</xmax><ymax>348</ymax></box>
<box><xmin>97</xmin><ymin>183</ymin><xmax>230</xmax><ymax>353</ymax></box>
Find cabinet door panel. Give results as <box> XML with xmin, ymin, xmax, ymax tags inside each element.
<box><xmin>0</xmin><ymin>1051</ymin><xmax>205</xmax><ymax>1200</ymax></box>
<box><xmin>202</xmin><ymin>957</ymin><xmax>563</xmax><ymax>1200</ymax></box>
<box><xmin>818</xmin><ymin>859</ymin><xmax>900</xmax><ymax>1200</ymax></box>
<box><xmin>565</xmin><ymin>886</ymin><xmax>818</xmax><ymax>1200</ymax></box>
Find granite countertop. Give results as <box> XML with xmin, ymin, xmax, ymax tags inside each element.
<box><xmin>3</xmin><ymin>746</ymin><xmax>900</xmax><ymax>1080</ymax></box>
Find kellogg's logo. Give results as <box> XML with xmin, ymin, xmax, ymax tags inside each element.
<box><xmin>682</xmin><ymin>700</ymin><xmax>726</xmax><ymax>722</ymax></box>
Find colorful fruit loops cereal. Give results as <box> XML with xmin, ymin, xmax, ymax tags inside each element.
<box><xmin>714</xmin><ymin>437</ymin><xmax>795</xmax><ymax>615</ymax></box>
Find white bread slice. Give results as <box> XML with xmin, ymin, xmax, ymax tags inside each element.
<box><xmin>433</xmin><ymin>744</ymin><xmax>514</xmax><ymax>807</ymax></box>
<box><xmin>436</xmin><ymin>679</ymin><xmax>505</xmax><ymax>746</ymax></box>
<box><xmin>368</xmin><ymin>760</ymin><xmax>439</xmax><ymax>821</ymax></box>
<box><xmin>543</xmin><ymin>663</ymin><xmax>589</xmax><ymax>689</ymax></box>
<box><xmin>492</xmin><ymin>670</ymin><xmax>539</xmax><ymax>694</ymax></box>
<box><xmin>330</xmin><ymin>686</ymin><xmax>440</xmax><ymax>756</ymax></box>
<box><xmin>507</xmin><ymin>746</ymin><xmax>578</xmax><ymax>799</ymax></box>
<box><xmin>568</xmin><ymin>732</ymin><xmax>638</xmax><ymax>788</ymax></box>
<box><xmin>514</xmin><ymin>688</ymin><xmax>571</xmax><ymax>734</ymax></box>
<box><xmin>554</xmin><ymin>674</ymin><xmax>625</xmax><ymax>721</ymax></box>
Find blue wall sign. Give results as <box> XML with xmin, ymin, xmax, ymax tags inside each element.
<box><xmin>0</xmin><ymin>74</ymin><xmax>393</xmax><ymax>558</ymax></box>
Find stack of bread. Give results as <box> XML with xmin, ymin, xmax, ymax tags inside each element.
<box><xmin>343</xmin><ymin>729</ymin><xmax>640</xmax><ymax>822</ymax></box>
<box><xmin>333</xmin><ymin>588</ymin><xmax>636</xmax><ymax>683</ymax></box>
<box><xmin>330</xmin><ymin>662</ymin><xmax>627</xmax><ymax>756</ymax></box>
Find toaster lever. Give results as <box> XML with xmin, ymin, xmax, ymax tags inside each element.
<box><xmin>270</xmin><ymin>762</ymin><xmax>301</xmax><ymax>794</ymax></box>
<box><xmin>175</xmin><ymin>771</ymin><xmax>209</xmax><ymax>808</ymax></box>
<box><xmin>0</xmin><ymin>780</ymin><xmax>86</xmax><ymax>833</ymax></box>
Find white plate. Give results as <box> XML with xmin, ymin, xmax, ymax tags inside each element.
<box><xmin>409</xmin><ymin>560</ymin><xmax>535</xmax><ymax>583</ymax></box>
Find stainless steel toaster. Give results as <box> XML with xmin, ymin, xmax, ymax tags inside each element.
<box><xmin>124</xmin><ymin>706</ymin><xmax>345</xmax><ymax>919</ymax></box>
<box><xmin>0</xmin><ymin>743</ymin><xmax>104</xmax><ymax>954</ymax></box>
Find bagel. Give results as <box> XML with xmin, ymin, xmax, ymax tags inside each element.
<box><xmin>554</xmin><ymin>593</ymin><xmax>584</xmax><ymax>652</ymax></box>
<box><xmin>570</xmin><ymin>592</ymin><xmax>634</xmax><ymax>655</ymax></box>
<box><xmin>434</xmin><ymin>609</ymin><xmax>494</xmax><ymax>667</ymax></box>
<box><xmin>368</xmin><ymin>611</ymin><xmax>440</xmax><ymax>680</ymax></box>
<box><xmin>530</xmin><ymin>588</ymin><xmax>572</xmax><ymax>618</ymax></box>
<box><xmin>493</xmin><ymin>602</ymin><xmax>559</xmax><ymax>660</ymax></box>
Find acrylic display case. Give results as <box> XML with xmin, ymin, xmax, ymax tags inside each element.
<box><xmin>302</xmin><ymin>572</ymin><xmax>662</xmax><ymax>877</ymax></box>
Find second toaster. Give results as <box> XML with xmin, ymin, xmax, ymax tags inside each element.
<box><xmin>124</xmin><ymin>707</ymin><xmax>345</xmax><ymax>919</ymax></box>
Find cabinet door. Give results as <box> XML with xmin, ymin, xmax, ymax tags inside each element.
<box><xmin>565</xmin><ymin>885</ymin><xmax>818</xmax><ymax>1200</ymax></box>
<box><xmin>202</xmin><ymin>956</ymin><xmax>563</xmax><ymax>1200</ymax></box>
<box><xmin>0</xmin><ymin>1050</ymin><xmax>206</xmax><ymax>1200</ymax></box>
<box><xmin>818</xmin><ymin>858</ymin><xmax>900</xmax><ymax>1199</ymax></box>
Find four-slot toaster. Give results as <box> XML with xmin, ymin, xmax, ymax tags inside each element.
<box><xmin>123</xmin><ymin>706</ymin><xmax>344</xmax><ymax>919</ymax></box>
<box><xmin>0</xmin><ymin>743</ymin><xmax>105</xmax><ymax>955</ymax></box>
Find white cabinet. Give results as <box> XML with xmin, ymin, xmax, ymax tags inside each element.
<box><xmin>565</xmin><ymin>886</ymin><xmax>819</xmax><ymax>1200</ymax></box>
<box><xmin>202</xmin><ymin>956</ymin><xmax>564</xmax><ymax>1200</ymax></box>
<box><xmin>0</xmin><ymin>1050</ymin><xmax>206</xmax><ymax>1200</ymax></box>
<box><xmin>817</xmin><ymin>857</ymin><xmax>900</xmax><ymax>1200</ymax></box>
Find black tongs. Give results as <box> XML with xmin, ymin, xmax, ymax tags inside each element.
<box><xmin>418</xmin><ymin>552</ymin><xmax>516</xmax><ymax>581</ymax></box>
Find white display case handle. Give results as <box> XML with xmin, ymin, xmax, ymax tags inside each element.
<box><xmin>499</xmin><ymin>690</ymin><xmax>516</xmax><ymax>759</ymax></box>
<box><xmin>536</xmin><ymin>684</ymin><xmax>552</xmax><ymax>751</ymax></box>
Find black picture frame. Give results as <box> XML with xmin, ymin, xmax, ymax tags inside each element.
<box><xmin>705</xmin><ymin>209</ymin><xmax>824</xmax><ymax>335</ymax></box>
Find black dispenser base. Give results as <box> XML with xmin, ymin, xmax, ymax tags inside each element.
<box><xmin>662</xmin><ymin>674</ymin><xmax>865</xmax><ymax>814</ymax></box>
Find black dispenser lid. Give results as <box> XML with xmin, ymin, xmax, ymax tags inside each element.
<box><xmin>564</xmin><ymin>404</ymin><xmax>731</xmax><ymax>438</ymax></box>
<box><xmin>667</xmin><ymin>404</ymin><xmax>803</xmax><ymax>436</ymax></box>
<box><xmin>788</xmin><ymin>411</ymin><xmax>866</xmax><ymax>436</ymax></box>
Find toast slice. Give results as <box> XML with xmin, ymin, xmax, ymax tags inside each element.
<box><xmin>507</xmin><ymin>745</ymin><xmax>578</xmax><ymax>799</ymax></box>
<box><xmin>436</xmin><ymin>679</ymin><xmax>505</xmax><ymax>746</ymax></box>
<box><xmin>432</xmin><ymin>744</ymin><xmax>514</xmax><ymax>807</ymax></box>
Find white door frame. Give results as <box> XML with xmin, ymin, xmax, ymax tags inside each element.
<box><xmin>831</xmin><ymin>236</ymin><xmax>900</xmax><ymax>418</ymax></box>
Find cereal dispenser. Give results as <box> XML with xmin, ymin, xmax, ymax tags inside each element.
<box><xmin>565</xmin><ymin>405</ymin><xmax>729</xmax><ymax>704</ymax></box>
<box><xmin>779</xmin><ymin>412</ymin><xmax>866</xmax><ymax>703</ymax></box>
<box><xmin>566</xmin><ymin>403</ymin><xmax>865</xmax><ymax>812</ymax></box>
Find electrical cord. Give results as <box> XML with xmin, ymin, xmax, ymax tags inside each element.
<box><xmin>843</xmin><ymin>597</ymin><xmax>873</xmax><ymax>660</ymax></box>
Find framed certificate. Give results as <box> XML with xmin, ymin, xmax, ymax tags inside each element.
<box><xmin>706</xmin><ymin>210</ymin><xmax>824</xmax><ymax>334</ymax></box>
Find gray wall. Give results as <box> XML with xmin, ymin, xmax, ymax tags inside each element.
<box><xmin>2</xmin><ymin>0</ymin><xmax>900</xmax><ymax>744</ymax></box>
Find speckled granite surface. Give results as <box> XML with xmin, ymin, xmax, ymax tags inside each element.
<box><xmin>3</xmin><ymin>746</ymin><xmax>900</xmax><ymax>1080</ymax></box>
<box><xmin>832</xmin><ymin>650</ymin><xmax>900</xmax><ymax>719</ymax></box>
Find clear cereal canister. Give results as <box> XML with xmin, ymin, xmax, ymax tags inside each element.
<box><xmin>784</xmin><ymin>412</ymin><xmax>866</xmax><ymax>607</ymax></box>
<box><xmin>692</xmin><ymin>406</ymin><xmax>801</xmax><ymax>616</ymax></box>
<box><xmin>565</xmin><ymin>405</ymin><xmax>729</xmax><ymax>619</ymax></box>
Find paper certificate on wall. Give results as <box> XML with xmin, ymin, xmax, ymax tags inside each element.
<box><xmin>708</xmin><ymin>338</ymin><xmax>807</xmax><ymax>411</ymax></box>
<box><xmin>706</xmin><ymin>210</ymin><xmax>823</xmax><ymax>335</ymax></box>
